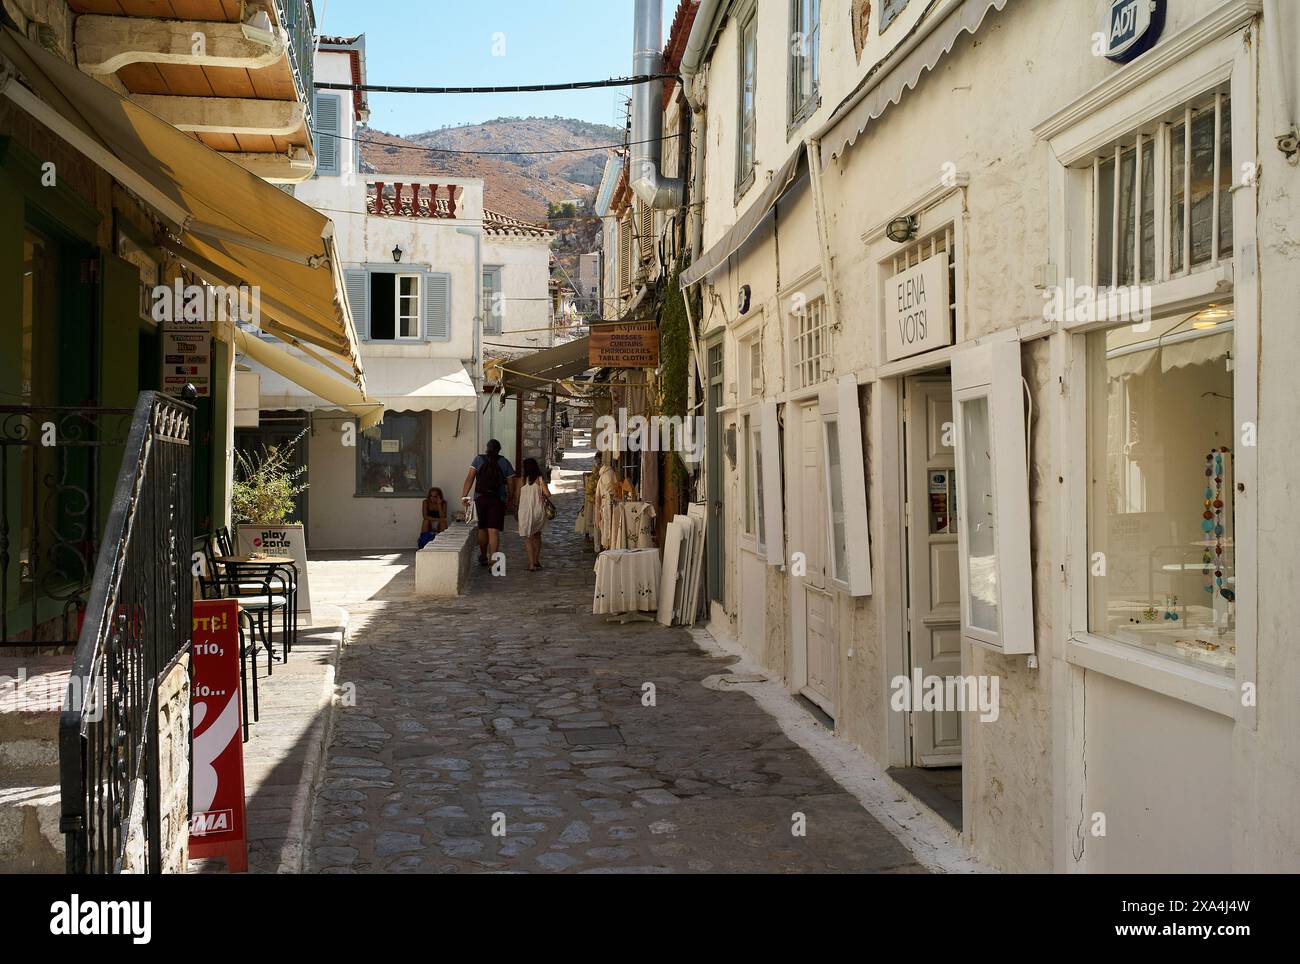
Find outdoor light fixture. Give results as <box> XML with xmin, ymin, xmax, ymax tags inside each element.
<box><xmin>1188</xmin><ymin>303</ymin><xmax>1233</xmax><ymax>329</ymax></box>
<box><xmin>886</xmin><ymin>215</ymin><xmax>918</xmax><ymax>243</ymax></box>
<box><xmin>392</xmin><ymin>244</ymin><xmax>403</xmax><ymax>263</ymax></box>
<box><xmin>240</xmin><ymin>10</ymin><xmax>279</xmax><ymax>48</ymax></box>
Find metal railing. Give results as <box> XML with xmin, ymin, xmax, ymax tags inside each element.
<box><xmin>0</xmin><ymin>405</ymin><xmax>136</xmax><ymax>647</ymax></box>
<box><xmin>59</xmin><ymin>392</ymin><xmax>194</xmax><ymax>874</ymax></box>
<box><xmin>278</xmin><ymin>0</ymin><xmax>316</xmax><ymax>132</ymax></box>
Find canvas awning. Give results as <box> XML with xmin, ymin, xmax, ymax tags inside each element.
<box><xmin>679</xmin><ymin>144</ymin><xmax>806</xmax><ymax>288</ymax></box>
<box><xmin>495</xmin><ymin>337</ymin><xmax>594</xmax><ymax>397</ymax></box>
<box><xmin>362</xmin><ymin>357</ymin><xmax>477</xmax><ymax>412</ymax></box>
<box><xmin>0</xmin><ymin>25</ymin><xmax>368</xmax><ymax>393</ymax></box>
<box><xmin>816</xmin><ymin>0</ymin><xmax>1010</xmax><ymax>168</ymax></box>
<box><xmin>233</xmin><ymin>328</ymin><xmax>383</xmax><ymax>429</ymax></box>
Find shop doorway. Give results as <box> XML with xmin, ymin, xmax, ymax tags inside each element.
<box><xmin>235</xmin><ymin>412</ymin><xmax>311</xmax><ymax>527</ymax></box>
<box><xmin>791</xmin><ymin>398</ymin><xmax>836</xmax><ymax>717</ymax></box>
<box><xmin>903</xmin><ymin>374</ymin><xmax>962</xmax><ymax>766</ymax></box>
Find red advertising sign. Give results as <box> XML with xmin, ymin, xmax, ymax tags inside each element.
<box><xmin>188</xmin><ymin>599</ymin><xmax>248</xmax><ymax>872</ymax></box>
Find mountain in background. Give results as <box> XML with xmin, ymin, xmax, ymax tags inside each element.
<box><xmin>359</xmin><ymin>116</ymin><xmax>624</xmax><ymax>222</ymax></box>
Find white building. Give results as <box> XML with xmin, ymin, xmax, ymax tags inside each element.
<box><xmin>658</xmin><ymin>0</ymin><xmax>1300</xmax><ymax>872</ymax></box>
<box><xmin>242</xmin><ymin>36</ymin><xmax>551</xmax><ymax>550</ymax></box>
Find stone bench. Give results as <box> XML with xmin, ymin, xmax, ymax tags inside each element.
<box><xmin>414</xmin><ymin>523</ymin><xmax>477</xmax><ymax>597</ymax></box>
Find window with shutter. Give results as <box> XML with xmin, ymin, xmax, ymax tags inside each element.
<box><xmin>619</xmin><ymin>218</ymin><xmax>633</xmax><ymax>297</ymax></box>
<box><xmin>343</xmin><ymin>267</ymin><xmax>368</xmax><ymax>336</ymax></box>
<box><xmin>639</xmin><ymin>202</ymin><xmax>654</xmax><ymax>263</ymax></box>
<box><xmin>314</xmin><ymin>92</ymin><xmax>342</xmax><ymax>177</ymax></box>
<box><xmin>423</xmin><ymin>271</ymin><xmax>451</xmax><ymax>341</ymax></box>
<box><xmin>481</xmin><ymin>266</ymin><xmax>503</xmax><ymax>335</ymax></box>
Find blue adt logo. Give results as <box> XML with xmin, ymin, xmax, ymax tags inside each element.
<box><xmin>1103</xmin><ymin>0</ymin><xmax>1165</xmax><ymax>64</ymax></box>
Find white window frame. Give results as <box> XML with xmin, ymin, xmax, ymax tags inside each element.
<box><xmin>482</xmin><ymin>265</ymin><xmax>503</xmax><ymax>335</ymax></box>
<box><xmin>818</xmin><ymin>374</ymin><xmax>872</xmax><ymax>596</ymax></box>
<box><xmin>760</xmin><ymin>397</ymin><xmax>785</xmax><ymax>567</ymax></box>
<box><xmin>788</xmin><ymin>0</ymin><xmax>820</xmax><ymax>131</ymax></box>
<box><xmin>750</xmin><ymin>415</ymin><xmax>766</xmax><ymax>553</ymax></box>
<box><xmin>741</xmin><ymin>409</ymin><xmax>757</xmax><ymax>544</ymax></box>
<box><xmin>950</xmin><ymin>340</ymin><xmax>1034</xmax><ymax>655</ymax></box>
<box><xmin>736</xmin><ymin>2</ymin><xmax>758</xmax><ymax>197</ymax></box>
<box><xmin>395</xmin><ymin>272</ymin><xmax>421</xmax><ymax>340</ymax></box>
<box><xmin>1038</xmin><ymin>9</ymin><xmax>1258</xmax><ymax>722</ymax></box>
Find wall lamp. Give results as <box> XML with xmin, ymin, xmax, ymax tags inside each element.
<box><xmin>886</xmin><ymin>215</ymin><xmax>918</xmax><ymax>244</ymax></box>
<box><xmin>392</xmin><ymin>244</ymin><xmax>403</xmax><ymax>263</ymax></box>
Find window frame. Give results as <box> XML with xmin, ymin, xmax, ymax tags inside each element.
<box><xmin>394</xmin><ymin>272</ymin><xmax>421</xmax><ymax>340</ymax></box>
<box><xmin>788</xmin><ymin>0</ymin><xmax>821</xmax><ymax>133</ymax></box>
<box><xmin>353</xmin><ymin>410</ymin><xmax>432</xmax><ymax>499</ymax></box>
<box><xmin>1040</xmin><ymin>17</ymin><xmax>1258</xmax><ymax>721</ymax></box>
<box><xmin>736</xmin><ymin>3</ymin><xmax>759</xmax><ymax>198</ymax></box>
<box><xmin>482</xmin><ymin>265</ymin><xmax>503</xmax><ymax>335</ymax></box>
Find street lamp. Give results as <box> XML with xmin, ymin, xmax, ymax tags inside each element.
<box><xmin>392</xmin><ymin>244</ymin><xmax>403</xmax><ymax>263</ymax></box>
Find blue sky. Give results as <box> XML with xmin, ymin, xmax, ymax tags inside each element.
<box><xmin>315</xmin><ymin>0</ymin><xmax>674</xmax><ymax>136</ymax></box>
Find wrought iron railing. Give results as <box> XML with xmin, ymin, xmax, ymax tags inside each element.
<box><xmin>0</xmin><ymin>405</ymin><xmax>136</xmax><ymax>647</ymax></box>
<box><xmin>278</xmin><ymin>0</ymin><xmax>316</xmax><ymax>133</ymax></box>
<box><xmin>59</xmin><ymin>392</ymin><xmax>193</xmax><ymax>874</ymax></box>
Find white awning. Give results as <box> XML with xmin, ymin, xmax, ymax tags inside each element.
<box><xmin>816</xmin><ymin>0</ymin><xmax>1010</xmax><ymax>169</ymax></box>
<box><xmin>252</xmin><ymin>352</ymin><xmax>476</xmax><ymax>415</ymax></box>
<box><xmin>233</xmin><ymin>328</ymin><xmax>384</xmax><ymax>429</ymax></box>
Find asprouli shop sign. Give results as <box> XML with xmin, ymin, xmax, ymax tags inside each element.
<box><xmin>884</xmin><ymin>253</ymin><xmax>951</xmax><ymax>362</ymax></box>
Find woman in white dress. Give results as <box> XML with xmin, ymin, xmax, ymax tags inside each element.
<box><xmin>516</xmin><ymin>457</ymin><xmax>551</xmax><ymax>571</ymax></box>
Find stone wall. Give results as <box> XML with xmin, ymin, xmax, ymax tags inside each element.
<box><xmin>120</xmin><ymin>659</ymin><xmax>190</xmax><ymax>874</ymax></box>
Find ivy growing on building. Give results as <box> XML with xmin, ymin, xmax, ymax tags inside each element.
<box><xmin>658</xmin><ymin>260</ymin><xmax>692</xmax><ymax>494</ymax></box>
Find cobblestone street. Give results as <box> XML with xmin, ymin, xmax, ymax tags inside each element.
<box><xmin>306</xmin><ymin>447</ymin><xmax>923</xmax><ymax>873</ymax></box>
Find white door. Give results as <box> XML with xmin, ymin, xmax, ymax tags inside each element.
<box><xmin>905</xmin><ymin>377</ymin><xmax>962</xmax><ymax>766</ymax></box>
<box><xmin>796</xmin><ymin>402</ymin><xmax>836</xmax><ymax>714</ymax></box>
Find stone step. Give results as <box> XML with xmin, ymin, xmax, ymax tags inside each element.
<box><xmin>0</xmin><ymin>656</ymin><xmax>69</xmax><ymax>873</ymax></box>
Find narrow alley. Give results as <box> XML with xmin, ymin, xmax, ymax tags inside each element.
<box><xmin>305</xmin><ymin>443</ymin><xmax>922</xmax><ymax>874</ymax></box>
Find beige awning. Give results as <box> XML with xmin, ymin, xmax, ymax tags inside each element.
<box><xmin>254</xmin><ymin>353</ymin><xmax>476</xmax><ymax>416</ymax></box>
<box><xmin>679</xmin><ymin>145</ymin><xmax>806</xmax><ymax>288</ymax></box>
<box><xmin>816</xmin><ymin>0</ymin><xmax>1011</xmax><ymax>168</ymax></box>
<box><xmin>0</xmin><ymin>25</ymin><xmax>367</xmax><ymax>392</ymax></box>
<box><xmin>497</xmin><ymin>337</ymin><xmax>594</xmax><ymax>397</ymax></box>
<box><xmin>233</xmin><ymin>328</ymin><xmax>383</xmax><ymax>429</ymax></box>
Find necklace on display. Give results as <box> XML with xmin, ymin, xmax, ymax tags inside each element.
<box><xmin>1202</xmin><ymin>447</ymin><xmax>1233</xmax><ymax>603</ymax></box>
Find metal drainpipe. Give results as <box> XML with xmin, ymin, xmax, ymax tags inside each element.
<box><xmin>1263</xmin><ymin>0</ymin><xmax>1299</xmax><ymax>157</ymax></box>
<box><xmin>630</xmin><ymin>0</ymin><xmax>684</xmax><ymax>209</ymax></box>
<box><xmin>456</xmin><ymin>225</ymin><xmax>483</xmax><ymax>454</ymax></box>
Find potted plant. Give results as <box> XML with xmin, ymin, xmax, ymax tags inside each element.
<box><xmin>231</xmin><ymin>430</ymin><xmax>313</xmax><ymax>618</ymax></box>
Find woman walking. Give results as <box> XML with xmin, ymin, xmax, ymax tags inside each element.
<box><xmin>516</xmin><ymin>458</ymin><xmax>552</xmax><ymax>572</ymax></box>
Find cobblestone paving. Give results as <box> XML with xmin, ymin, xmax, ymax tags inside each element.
<box><xmin>307</xmin><ymin>447</ymin><xmax>922</xmax><ymax>874</ymax></box>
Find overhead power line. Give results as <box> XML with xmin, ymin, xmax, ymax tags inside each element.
<box><xmin>314</xmin><ymin>74</ymin><xmax>677</xmax><ymax>95</ymax></box>
<box><xmin>314</xmin><ymin>128</ymin><xmax>678</xmax><ymax>157</ymax></box>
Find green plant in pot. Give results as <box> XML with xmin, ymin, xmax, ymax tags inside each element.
<box><xmin>231</xmin><ymin>430</ymin><xmax>309</xmax><ymax>525</ymax></box>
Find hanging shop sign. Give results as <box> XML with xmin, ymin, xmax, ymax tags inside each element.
<box><xmin>236</xmin><ymin>523</ymin><xmax>313</xmax><ymax>619</ymax></box>
<box><xmin>884</xmin><ymin>253</ymin><xmax>951</xmax><ymax>362</ymax></box>
<box><xmin>1100</xmin><ymin>0</ymin><xmax>1165</xmax><ymax>64</ymax></box>
<box><xmin>161</xmin><ymin>306</ymin><xmax>212</xmax><ymax>398</ymax></box>
<box><xmin>589</xmin><ymin>321</ymin><xmax>660</xmax><ymax>368</ymax></box>
<box><xmin>188</xmin><ymin>599</ymin><xmax>248</xmax><ymax>872</ymax></box>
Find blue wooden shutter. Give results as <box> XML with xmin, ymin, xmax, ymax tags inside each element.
<box><xmin>423</xmin><ymin>271</ymin><xmax>451</xmax><ymax>341</ymax></box>
<box><xmin>344</xmin><ymin>267</ymin><xmax>369</xmax><ymax>338</ymax></box>
<box><xmin>314</xmin><ymin>93</ymin><xmax>341</xmax><ymax>176</ymax></box>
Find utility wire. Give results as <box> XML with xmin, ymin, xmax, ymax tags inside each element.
<box><xmin>314</xmin><ymin>74</ymin><xmax>676</xmax><ymax>95</ymax></box>
<box><xmin>315</xmin><ymin>128</ymin><xmax>677</xmax><ymax>157</ymax></box>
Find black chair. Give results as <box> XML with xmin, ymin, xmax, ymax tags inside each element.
<box><xmin>193</xmin><ymin>540</ymin><xmax>261</xmax><ymax>739</ymax></box>
<box><xmin>201</xmin><ymin>533</ymin><xmax>295</xmax><ymax>668</ymax></box>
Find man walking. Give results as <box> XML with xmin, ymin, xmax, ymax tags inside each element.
<box><xmin>462</xmin><ymin>438</ymin><xmax>515</xmax><ymax>566</ymax></box>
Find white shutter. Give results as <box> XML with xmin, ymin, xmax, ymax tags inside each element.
<box><xmin>423</xmin><ymin>271</ymin><xmax>451</xmax><ymax>340</ymax></box>
<box><xmin>760</xmin><ymin>398</ymin><xmax>784</xmax><ymax>567</ymax></box>
<box><xmin>950</xmin><ymin>341</ymin><xmax>1033</xmax><ymax>654</ymax></box>
<box><xmin>835</xmin><ymin>375</ymin><xmax>873</xmax><ymax>596</ymax></box>
<box><xmin>343</xmin><ymin>267</ymin><xmax>368</xmax><ymax>338</ymax></box>
<box><xmin>314</xmin><ymin>92</ymin><xmax>341</xmax><ymax>176</ymax></box>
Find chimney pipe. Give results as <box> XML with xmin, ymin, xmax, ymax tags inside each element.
<box><xmin>630</xmin><ymin>0</ymin><xmax>683</xmax><ymax>209</ymax></box>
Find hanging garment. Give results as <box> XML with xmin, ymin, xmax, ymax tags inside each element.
<box><xmin>596</xmin><ymin>465</ymin><xmax>621</xmax><ymax>551</ymax></box>
<box><xmin>623</xmin><ymin>501</ymin><xmax>657</xmax><ymax>549</ymax></box>
<box><xmin>640</xmin><ymin>450</ymin><xmax>660</xmax><ymax>508</ymax></box>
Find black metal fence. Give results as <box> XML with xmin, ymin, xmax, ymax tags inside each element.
<box><xmin>0</xmin><ymin>405</ymin><xmax>135</xmax><ymax>647</ymax></box>
<box><xmin>58</xmin><ymin>392</ymin><xmax>193</xmax><ymax>874</ymax></box>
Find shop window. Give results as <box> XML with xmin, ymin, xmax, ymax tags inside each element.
<box><xmin>736</xmin><ymin>5</ymin><xmax>758</xmax><ymax>194</ymax></box>
<box><xmin>951</xmin><ymin>342</ymin><xmax>1033</xmax><ymax>654</ymax></box>
<box><xmin>819</xmin><ymin>376</ymin><xmax>872</xmax><ymax>596</ymax></box>
<box><xmin>1089</xmin><ymin>84</ymin><xmax>1231</xmax><ymax>287</ymax></box>
<box><xmin>789</xmin><ymin>0</ymin><xmax>820</xmax><ymax>128</ymax></box>
<box><xmin>792</xmin><ymin>295</ymin><xmax>832</xmax><ymax>389</ymax></box>
<box><xmin>356</xmin><ymin>412</ymin><xmax>430</xmax><ymax>497</ymax></box>
<box><xmin>1086</xmin><ymin>308</ymin><xmax>1236</xmax><ymax>674</ymax></box>
<box><xmin>482</xmin><ymin>266</ymin><xmax>503</xmax><ymax>335</ymax></box>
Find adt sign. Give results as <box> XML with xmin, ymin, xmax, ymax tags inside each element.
<box><xmin>1102</xmin><ymin>0</ymin><xmax>1165</xmax><ymax>64</ymax></box>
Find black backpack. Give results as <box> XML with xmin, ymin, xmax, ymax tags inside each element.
<box><xmin>475</xmin><ymin>454</ymin><xmax>504</xmax><ymax>499</ymax></box>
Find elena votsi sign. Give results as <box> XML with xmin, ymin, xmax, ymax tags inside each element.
<box><xmin>884</xmin><ymin>253</ymin><xmax>951</xmax><ymax>362</ymax></box>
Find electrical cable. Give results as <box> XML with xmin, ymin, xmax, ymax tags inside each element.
<box><xmin>314</xmin><ymin>74</ymin><xmax>677</xmax><ymax>95</ymax></box>
<box><xmin>316</xmin><ymin>128</ymin><xmax>678</xmax><ymax>156</ymax></box>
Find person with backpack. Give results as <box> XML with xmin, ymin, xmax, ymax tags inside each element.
<box><xmin>461</xmin><ymin>438</ymin><xmax>515</xmax><ymax>566</ymax></box>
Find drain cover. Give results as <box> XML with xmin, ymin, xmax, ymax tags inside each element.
<box><xmin>563</xmin><ymin>727</ymin><xmax>624</xmax><ymax>746</ymax></box>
